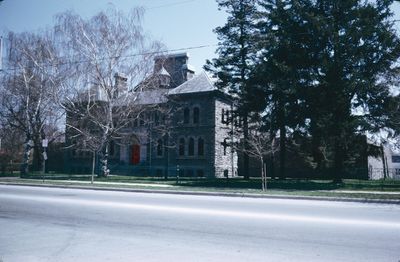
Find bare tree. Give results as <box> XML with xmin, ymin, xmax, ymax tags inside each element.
<box><xmin>0</xmin><ymin>31</ymin><xmax>64</xmax><ymax>175</ymax></box>
<box><xmin>54</xmin><ymin>6</ymin><xmax>164</xmax><ymax>176</ymax></box>
<box><xmin>230</xmin><ymin>113</ymin><xmax>277</xmax><ymax>191</ymax></box>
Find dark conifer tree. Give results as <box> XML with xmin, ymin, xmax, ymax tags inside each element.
<box><xmin>307</xmin><ymin>0</ymin><xmax>400</xmax><ymax>182</ymax></box>
<box><xmin>205</xmin><ymin>0</ymin><xmax>259</xmax><ymax>179</ymax></box>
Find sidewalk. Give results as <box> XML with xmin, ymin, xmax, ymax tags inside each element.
<box><xmin>1</xmin><ymin>178</ymin><xmax>400</xmax><ymax>205</ymax></box>
<box><xmin>330</xmin><ymin>190</ymin><xmax>400</xmax><ymax>195</ymax></box>
<box><xmin>53</xmin><ymin>180</ymin><xmax>173</xmax><ymax>188</ymax></box>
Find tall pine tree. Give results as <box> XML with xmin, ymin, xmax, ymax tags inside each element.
<box><xmin>205</xmin><ymin>0</ymin><xmax>259</xmax><ymax>179</ymax></box>
<box><xmin>251</xmin><ymin>0</ymin><xmax>314</xmax><ymax>179</ymax></box>
<box><xmin>307</xmin><ymin>0</ymin><xmax>400</xmax><ymax>182</ymax></box>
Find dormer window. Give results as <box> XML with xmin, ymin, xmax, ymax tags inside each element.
<box><xmin>158</xmin><ymin>66</ymin><xmax>171</xmax><ymax>87</ymax></box>
<box><xmin>159</xmin><ymin>75</ymin><xmax>170</xmax><ymax>87</ymax></box>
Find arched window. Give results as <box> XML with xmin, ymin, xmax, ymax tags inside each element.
<box><xmin>188</xmin><ymin>137</ymin><xmax>195</xmax><ymax>156</ymax></box>
<box><xmin>223</xmin><ymin>138</ymin><xmax>228</xmax><ymax>156</ymax></box>
<box><xmin>179</xmin><ymin>138</ymin><xmax>185</xmax><ymax>156</ymax></box>
<box><xmin>193</xmin><ymin>107</ymin><xmax>199</xmax><ymax>124</ymax></box>
<box><xmin>198</xmin><ymin>138</ymin><xmax>204</xmax><ymax>156</ymax></box>
<box><xmin>225</xmin><ymin>110</ymin><xmax>230</xmax><ymax>124</ymax></box>
<box><xmin>183</xmin><ymin>107</ymin><xmax>190</xmax><ymax>124</ymax></box>
<box><xmin>157</xmin><ymin>139</ymin><xmax>163</xmax><ymax>156</ymax></box>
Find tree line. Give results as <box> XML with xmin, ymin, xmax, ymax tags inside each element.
<box><xmin>206</xmin><ymin>0</ymin><xmax>400</xmax><ymax>182</ymax></box>
<box><xmin>1</xmin><ymin>1</ymin><xmax>400</xmax><ymax>183</ymax></box>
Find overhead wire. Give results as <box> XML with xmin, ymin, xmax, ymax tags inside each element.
<box><xmin>0</xmin><ymin>43</ymin><xmax>216</xmax><ymax>72</ymax></box>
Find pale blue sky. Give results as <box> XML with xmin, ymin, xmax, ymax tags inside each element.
<box><xmin>1</xmin><ymin>0</ymin><xmax>400</xmax><ymax>73</ymax></box>
<box><xmin>0</xmin><ymin>0</ymin><xmax>227</xmax><ymax>73</ymax></box>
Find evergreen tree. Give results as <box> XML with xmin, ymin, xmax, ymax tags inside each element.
<box><xmin>251</xmin><ymin>0</ymin><xmax>314</xmax><ymax>179</ymax></box>
<box><xmin>205</xmin><ymin>0</ymin><xmax>259</xmax><ymax>179</ymax></box>
<box><xmin>306</xmin><ymin>0</ymin><xmax>400</xmax><ymax>182</ymax></box>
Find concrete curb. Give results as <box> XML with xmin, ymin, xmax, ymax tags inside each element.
<box><xmin>1</xmin><ymin>181</ymin><xmax>400</xmax><ymax>205</ymax></box>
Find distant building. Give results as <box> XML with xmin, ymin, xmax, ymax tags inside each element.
<box><xmin>368</xmin><ymin>143</ymin><xmax>400</xmax><ymax>180</ymax></box>
<box><xmin>65</xmin><ymin>53</ymin><xmax>238</xmax><ymax>178</ymax></box>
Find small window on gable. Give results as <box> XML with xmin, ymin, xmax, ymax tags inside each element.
<box><xmin>179</xmin><ymin>138</ymin><xmax>185</xmax><ymax>156</ymax></box>
<box><xmin>184</xmin><ymin>107</ymin><xmax>190</xmax><ymax>124</ymax></box>
<box><xmin>193</xmin><ymin>107</ymin><xmax>199</xmax><ymax>124</ymax></box>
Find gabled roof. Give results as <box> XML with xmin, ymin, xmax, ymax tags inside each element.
<box><xmin>158</xmin><ymin>66</ymin><xmax>171</xmax><ymax>77</ymax></box>
<box><xmin>168</xmin><ymin>71</ymin><xmax>216</xmax><ymax>95</ymax></box>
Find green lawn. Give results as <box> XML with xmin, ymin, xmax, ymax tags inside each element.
<box><xmin>7</xmin><ymin>172</ymin><xmax>400</xmax><ymax>193</ymax></box>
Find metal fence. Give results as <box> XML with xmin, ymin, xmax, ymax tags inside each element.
<box><xmin>368</xmin><ymin>168</ymin><xmax>400</xmax><ymax>180</ymax></box>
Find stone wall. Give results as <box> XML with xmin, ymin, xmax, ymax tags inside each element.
<box><xmin>148</xmin><ymin>93</ymin><xmax>216</xmax><ymax>178</ymax></box>
<box><xmin>214</xmin><ymin>97</ymin><xmax>238</xmax><ymax>178</ymax></box>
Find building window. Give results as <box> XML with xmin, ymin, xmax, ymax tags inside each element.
<box><xmin>221</xmin><ymin>109</ymin><xmax>225</xmax><ymax>123</ymax></box>
<box><xmin>392</xmin><ymin>156</ymin><xmax>400</xmax><ymax>163</ymax></box>
<box><xmin>157</xmin><ymin>139</ymin><xmax>163</xmax><ymax>156</ymax></box>
<box><xmin>183</xmin><ymin>107</ymin><xmax>190</xmax><ymax>124</ymax></box>
<box><xmin>179</xmin><ymin>138</ymin><xmax>185</xmax><ymax>156</ymax></box>
<box><xmin>188</xmin><ymin>137</ymin><xmax>195</xmax><ymax>156</ymax></box>
<box><xmin>222</xmin><ymin>138</ymin><xmax>228</xmax><ymax>156</ymax></box>
<box><xmin>225</xmin><ymin>110</ymin><xmax>230</xmax><ymax>124</ymax></box>
<box><xmin>193</xmin><ymin>107</ymin><xmax>199</xmax><ymax>124</ymax></box>
<box><xmin>198</xmin><ymin>138</ymin><xmax>204</xmax><ymax>156</ymax></box>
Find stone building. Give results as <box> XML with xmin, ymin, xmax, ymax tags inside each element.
<box><xmin>368</xmin><ymin>143</ymin><xmax>400</xmax><ymax>180</ymax></box>
<box><xmin>65</xmin><ymin>53</ymin><xmax>238</xmax><ymax>178</ymax></box>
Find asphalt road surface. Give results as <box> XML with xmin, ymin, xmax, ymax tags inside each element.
<box><xmin>1</xmin><ymin>185</ymin><xmax>400</xmax><ymax>262</ymax></box>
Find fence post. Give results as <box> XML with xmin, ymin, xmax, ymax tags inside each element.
<box><xmin>176</xmin><ymin>165</ymin><xmax>180</xmax><ymax>184</ymax></box>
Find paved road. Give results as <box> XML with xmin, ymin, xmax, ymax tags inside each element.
<box><xmin>0</xmin><ymin>185</ymin><xmax>399</xmax><ymax>262</ymax></box>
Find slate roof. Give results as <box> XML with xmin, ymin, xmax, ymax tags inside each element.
<box><xmin>168</xmin><ymin>71</ymin><xmax>216</xmax><ymax>95</ymax></box>
<box><xmin>135</xmin><ymin>89</ymin><xmax>169</xmax><ymax>105</ymax></box>
<box><xmin>132</xmin><ymin>71</ymin><xmax>218</xmax><ymax>105</ymax></box>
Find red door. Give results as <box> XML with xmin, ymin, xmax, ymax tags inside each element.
<box><xmin>131</xmin><ymin>145</ymin><xmax>140</xmax><ymax>165</ymax></box>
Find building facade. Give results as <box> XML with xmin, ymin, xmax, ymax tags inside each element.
<box><xmin>65</xmin><ymin>53</ymin><xmax>238</xmax><ymax>178</ymax></box>
<box><xmin>368</xmin><ymin>143</ymin><xmax>400</xmax><ymax>180</ymax></box>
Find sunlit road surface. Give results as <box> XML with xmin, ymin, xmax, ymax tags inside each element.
<box><xmin>1</xmin><ymin>185</ymin><xmax>399</xmax><ymax>262</ymax></box>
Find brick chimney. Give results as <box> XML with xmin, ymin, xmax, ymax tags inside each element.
<box><xmin>154</xmin><ymin>53</ymin><xmax>195</xmax><ymax>88</ymax></box>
